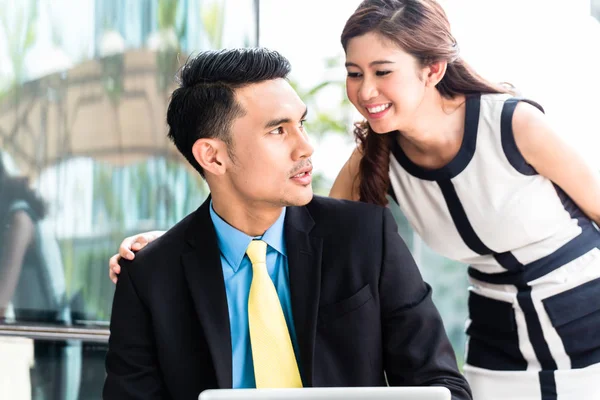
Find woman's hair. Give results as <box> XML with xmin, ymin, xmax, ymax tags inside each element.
<box><xmin>341</xmin><ymin>0</ymin><xmax>511</xmax><ymax>206</ymax></box>
<box><xmin>0</xmin><ymin>154</ymin><xmax>46</xmax><ymax>220</ymax></box>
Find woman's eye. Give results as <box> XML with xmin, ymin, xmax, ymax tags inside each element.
<box><xmin>347</xmin><ymin>72</ymin><xmax>362</xmax><ymax>78</ymax></box>
<box><xmin>376</xmin><ymin>70</ymin><xmax>391</xmax><ymax>76</ymax></box>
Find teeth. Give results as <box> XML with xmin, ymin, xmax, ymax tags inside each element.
<box><xmin>367</xmin><ymin>103</ymin><xmax>391</xmax><ymax>114</ymax></box>
<box><xmin>294</xmin><ymin>172</ymin><xmax>308</xmax><ymax>178</ymax></box>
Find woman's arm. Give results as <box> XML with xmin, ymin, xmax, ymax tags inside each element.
<box><xmin>108</xmin><ymin>147</ymin><xmax>362</xmax><ymax>284</ymax></box>
<box><xmin>329</xmin><ymin>147</ymin><xmax>362</xmax><ymax>201</ymax></box>
<box><xmin>513</xmin><ymin>102</ymin><xmax>600</xmax><ymax>225</ymax></box>
<box><xmin>0</xmin><ymin>211</ymin><xmax>35</xmax><ymax>313</ymax></box>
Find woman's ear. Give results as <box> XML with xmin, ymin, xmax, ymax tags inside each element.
<box><xmin>191</xmin><ymin>138</ymin><xmax>229</xmax><ymax>176</ymax></box>
<box><xmin>426</xmin><ymin>60</ymin><xmax>448</xmax><ymax>87</ymax></box>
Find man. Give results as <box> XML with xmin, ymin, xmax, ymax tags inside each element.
<box><xmin>103</xmin><ymin>48</ymin><xmax>471</xmax><ymax>400</ymax></box>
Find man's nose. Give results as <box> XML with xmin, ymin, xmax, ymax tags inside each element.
<box><xmin>292</xmin><ymin>128</ymin><xmax>314</xmax><ymax>160</ymax></box>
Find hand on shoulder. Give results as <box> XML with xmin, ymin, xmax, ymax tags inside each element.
<box><xmin>108</xmin><ymin>231</ymin><xmax>166</xmax><ymax>283</ymax></box>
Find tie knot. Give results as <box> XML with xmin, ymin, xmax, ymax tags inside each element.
<box><xmin>246</xmin><ymin>240</ymin><xmax>267</xmax><ymax>266</ymax></box>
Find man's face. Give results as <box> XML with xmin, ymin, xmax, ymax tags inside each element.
<box><xmin>223</xmin><ymin>78</ymin><xmax>314</xmax><ymax>209</ymax></box>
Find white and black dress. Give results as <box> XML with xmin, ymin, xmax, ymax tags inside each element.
<box><xmin>388</xmin><ymin>93</ymin><xmax>600</xmax><ymax>400</ymax></box>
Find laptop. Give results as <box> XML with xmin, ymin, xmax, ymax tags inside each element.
<box><xmin>199</xmin><ymin>387</ymin><xmax>451</xmax><ymax>400</ymax></box>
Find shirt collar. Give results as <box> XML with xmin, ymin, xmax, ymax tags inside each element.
<box><xmin>209</xmin><ymin>201</ymin><xmax>287</xmax><ymax>272</ymax></box>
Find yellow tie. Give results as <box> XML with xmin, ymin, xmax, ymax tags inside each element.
<box><xmin>246</xmin><ymin>240</ymin><xmax>302</xmax><ymax>388</ymax></box>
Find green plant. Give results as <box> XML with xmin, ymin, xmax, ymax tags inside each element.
<box><xmin>288</xmin><ymin>56</ymin><xmax>355</xmax><ymax>195</ymax></box>
<box><xmin>201</xmin><ymin>1</ymin><xmax>225</xmax><ymax>49</ymax></box>
<box><xmin>155</xmin><ymin>0</ymin><xmax>187</xmax><ymax>92</ymax></box>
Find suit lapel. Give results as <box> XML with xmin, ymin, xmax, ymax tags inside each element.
<box><xmin>285</xmin><ymin>204</ymin><xmax>322</xmax><ymax>387</ymax></box>
<box><xmin>182</xmin><ymin>197</ymin><xmax>233</xmax><ymax>388</ymax></box>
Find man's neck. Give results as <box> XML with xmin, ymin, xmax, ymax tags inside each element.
<box><xmin>211</xmin><ymin>195</ymin><xmax>284</xmax><ymax>237</ymax></box>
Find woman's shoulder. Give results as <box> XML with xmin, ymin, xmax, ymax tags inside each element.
<box><xmin>479</xmin><ymin>92</ymin><xmax>543</xmax><ymax>112</ymax></box>
<box><xmin>3</xmin><ymin>199</ymin><xmax>39</xmax><ymax>223</ymax></box>
<box><xmin>479</xmin><ymin>92</ymin><xmax>514</xmax><ymax>105</ymax></box>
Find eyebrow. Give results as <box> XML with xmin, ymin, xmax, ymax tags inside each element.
<box><xmin>344</xmin><ymin>60</ymin><xmax>395</xmax><ymax>68</ymax></box>
<box><xmin>264</xmin><ymin>106</ymin><xmax>308</xmax><ymax>129</ymax></box>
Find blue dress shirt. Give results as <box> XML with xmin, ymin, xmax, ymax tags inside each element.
<box><xmin>209</xmin><ymin>203</ymin><xmax>300</xmax><ymax>388</ymax></box>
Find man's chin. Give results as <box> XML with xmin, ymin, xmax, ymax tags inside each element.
<box><xmin>284</xmin><ymin>187</ymin><xmax>313</xmax><ymax>207</ymax></box>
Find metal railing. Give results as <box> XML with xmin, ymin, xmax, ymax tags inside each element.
<box><xmin>0</xmin><ymin>324</ymin><xmax>109</xmax><ymax>343</ymax></box>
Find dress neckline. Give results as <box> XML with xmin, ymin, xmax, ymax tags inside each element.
<box><xmin>390</xmin><ymin>93</ymin><xmax>481</xmax><ymax>181</ymax></box>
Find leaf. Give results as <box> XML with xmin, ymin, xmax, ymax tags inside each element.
<box><xmin>324</xmin><ymin>55</ymin><xmax>342</xmax><ymax>68</ymax></box>
<box><xmin>23</xmin><ymin>22</ymin><xmax>36</xmax><ymax>51</ymax></box>
<box><xmin>158</xmin><ymin>0</ymin><xmax>179</xmax><ymax>29</ymax></box>
<box><xmin>305</xmin><ymin>81</ymin><xmax>335</xmax><ymax>98</ymax></box>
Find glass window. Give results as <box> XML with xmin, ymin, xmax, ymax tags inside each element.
<box><xmin>0</xmin><ymin>335</ymin><xmax>107</xmax><ymax>399</ymax></box>
<box><xmin>0</xmin><ymin>0</ymin><xmax>258</xmax><ymax>327</ymax></box>
<box><xmin>0</xmin><ymin>0</ymin><xmax>257</xmax><ymax>396</ymax></box>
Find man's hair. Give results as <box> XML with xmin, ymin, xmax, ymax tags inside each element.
<box><xmin>166</xmin><ymin>48</ymin><xmax>292</xmax><ymax>177</ymax></box>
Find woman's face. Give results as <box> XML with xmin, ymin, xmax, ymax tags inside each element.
<box><xmin>345</xmin><ymin>31</ymin><xmax>427</xmax><ymax>134</ymax></box>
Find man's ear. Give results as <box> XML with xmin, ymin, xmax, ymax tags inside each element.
<box><xmin>191</xmin><ymin>138</ymin><xmax>230</xmax><ymax>176</ymax></box>
<box><xmin>425</xmin><ymin>60</ymin><xmax>448</xmax><ymax>87</ymax></box>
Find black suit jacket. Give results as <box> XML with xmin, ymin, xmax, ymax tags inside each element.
<box><xmin>104</xmin><ymin>196</ymin><xmax>471</xmax><ymax>400</ymax></box>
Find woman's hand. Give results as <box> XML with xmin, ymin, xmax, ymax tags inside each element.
<box><xmin>108</xmin><ymin>231</ymin><xmax>166</xmax><ymax>283</ymax></box>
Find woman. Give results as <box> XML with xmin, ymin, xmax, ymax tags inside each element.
<box><xmin>109</xmin><ymin>1</ymin><xmax>600</xmax><ymax>398</ymax></box>
<box><xmin>333</xmin><ymin>2</ymin><xmax>600</xmax><ymax>399</ymax></box>
<box><xmin>0</xmin><ymin>152</ymin><xmax>80</xmax><ymax>399</ymax></box>
<box><xmin>0</xmin><ymin>153</ymin><xmax>53</xmax><ymax>318</ymax></box>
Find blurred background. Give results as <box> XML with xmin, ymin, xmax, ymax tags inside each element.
<box><xmin>0</xmin><ymin>0</ymin><xmax>599</xmax><ymax>398</ymax></box>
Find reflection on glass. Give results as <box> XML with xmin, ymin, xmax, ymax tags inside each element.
<box><xmin>0</xmin><ymin>152</ymin><xmax>83</xmax><ymax>399</ymax></box>
<box><xmin>0</xmin><ymin>0</ymin><xmax>258</xmax><ymax>326</ymax></box>
<box><xmin>0</xmin><ymin>152</ymin><xmax>70</xmax><ymax>324</ymax></box>
<box><xmin>0</xmin><ymin>1</ymin><xmax>256</xmax><ymax>397</ymax></box>
<box><xmin>0</xmin><ymin>336</ymin><xmax>106</xmax><ymax>400</ymax></box>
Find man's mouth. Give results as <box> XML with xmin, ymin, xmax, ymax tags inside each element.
<box><xmin>292</xmin><ymin>170</ymin><xmax>311</xmax><ymax>178</ymax></box>
<box><xmin>290</xmin><ymin>164</ymin><xmax>313</xmax><ymax>185</ymax></box>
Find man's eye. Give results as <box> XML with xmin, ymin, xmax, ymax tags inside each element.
<box><xmin>347</xmin><ymin>72</ymin><xmax>362</xmax><ymax>78</ymax></box>
<box><xmin>376</xmin><ymin>70</ymin><xmax>391</xmax><ymax>76</ymax></box>
<box><xmin>269</xmin><ymin>127</ymin><xmax>285</xmax><ymax>135</ymax></box>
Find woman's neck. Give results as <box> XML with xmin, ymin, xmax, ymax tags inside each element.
<box><xmin>397</xmin><ymin>92</ymin><xmax>467</xmax><ymax>169</ymax></box>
